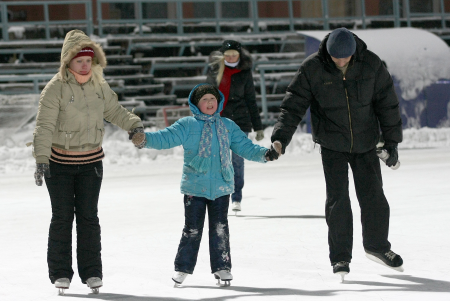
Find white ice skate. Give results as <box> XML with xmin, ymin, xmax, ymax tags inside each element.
<box><xmin>172</xmin><ymin>271</ymin><xmax>188</xmax><ymax>287</ymax></box>
<box><xmin>231</xmin><ymin>202</ymin><xmax>241</xmax><ymax>215</ymax></box>
<box><xmin>86</xmin><ymin>277</ymin><xmax>103</xmax><ymax>294</ymax></box>
<box><xmin>214</xmin><ymin>270</ymin><xmax>233</xmax><ymax>287</ymax></box>
<box><xmin>55</xmin><ymin>278</ymin><xmax>70</xmax><ymax>295</ymax></box>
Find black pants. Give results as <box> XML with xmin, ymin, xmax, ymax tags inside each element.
<box><xmin>45</xmin><ymin>160</ymin><xmax>103</xmax><ymax>284</ymax></box>
<box><xmin>321</xmin><ymin>147</ymin><xmax>391</xmax><ymax>264</ymax></box>
<box><xmin>174</xmin><ymin>195</ymin><xmax>231</xmax><ymax>274</ymax></box>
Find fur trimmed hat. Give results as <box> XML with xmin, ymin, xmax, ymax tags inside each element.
<box><xmin>191</xmin><ymin>84</ymin><xmax>220</xmax><ymax>107</ymax></box>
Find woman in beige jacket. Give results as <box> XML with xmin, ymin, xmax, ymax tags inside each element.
<box><xmin>32</xmin><ymin>29</ymin><xmax>143</xmax><ymax>294</ymax></box>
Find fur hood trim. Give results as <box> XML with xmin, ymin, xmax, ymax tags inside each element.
<box><xmin>59</xmin><ymin>30</ymin><xmax>107</xmax><ymax>82</ymax></box>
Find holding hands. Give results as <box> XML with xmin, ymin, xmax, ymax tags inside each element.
<box><xmin>129</xmin><ymin>127</ymin><xmax>146</xmax><ymax>149</ymax></box>
<box><xmin>265</xmin><ymin>141</ymin><xmax>283</xmax><ymax>161</ymax></box>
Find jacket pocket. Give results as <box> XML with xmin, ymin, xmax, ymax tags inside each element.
<box><xmin>316</xmin><ymin>81</ymin><xmax>347</xmax><ymax>109</ymax></box>
<box><xmin>93</xmin><ymin>119</ymin><xmax>105</xmax><ymax>145</ymax></box>
<box><xmin>57</xmin><ymin>121</ymin><xmax>80</xmax><ymax>150</ymax></box>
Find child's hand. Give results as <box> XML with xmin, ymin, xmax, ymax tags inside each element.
<box><xmin>265</xmin><ymin>141</ymin><xmax>282</xmax><ymax>161</ymax></box>
<box><xmin>128</xmin><ymin>127</ymin><xmax>146</xmax><ymax>149</ymax></box>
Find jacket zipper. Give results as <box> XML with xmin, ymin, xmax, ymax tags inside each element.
<box><xmin>343</xmin><ymin>65</ymin><xmax>354</xmax><ymax>153</ymax></box>
<box><xmin>80</xmin><ymin>83</ymin><xmax>90</xmax><ymax>143</ymax></box>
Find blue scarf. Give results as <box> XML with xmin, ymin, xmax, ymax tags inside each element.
<box><xmin>189</xmin><ymin>112</ymin><xmax>233</xmax><ymax>182</ymax></box>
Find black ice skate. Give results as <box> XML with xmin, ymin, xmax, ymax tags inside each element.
<box><xmin>332</xmin><ymin>261</ymin><xmax>350</xmax><ymax>283</ymax></box>
<box><xmin>214</xmin><ymin>270</ymin><xmax>233</xmax><ymax>286</ymax></box>
<box><xmin>365</xmin><ymin>249</ymin><xmax>404</xmax><ymax>272</ymax></box>
<box><xmin>54</xmin><ymin>278</ymin><xmax>70</xmax><ymax>295</ymax></box>
<box><xmin>86</xmin><ymin>277</ymin><xmax>103</xmax><ymax>294</ymax></box>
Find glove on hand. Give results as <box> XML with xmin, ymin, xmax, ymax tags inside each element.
<box><xmin>255</xmin><ymin>130</ymin><xmax>264</xmax><ymax>141</ymax></box>
<box><xmin>34</xmin><ymin>163</ymin><xmax>50</xmax><ymax>186</ymax></box>
<box><xmin>384</xmin><ymin>144</ymin><xmax>399</xmax><ymax>167</ymax></box>
<box><xmin>128</xmin><ymin>127</ymin><xmax>146</xmax><ymax>149</ymax></box>
<box><xmin>265</xmin><ymin>141</ymin><xmax>282</xmax><ymax>161</ymax></box>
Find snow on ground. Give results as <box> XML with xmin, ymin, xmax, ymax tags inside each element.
<box><xmin>0</xmin><ymin>124</ymin><xmax>450</xmax><ymax>300</ymax></box>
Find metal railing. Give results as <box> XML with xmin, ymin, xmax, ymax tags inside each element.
<box><xmin>1</xmin><ymin>0</ymin><xmax>449</xmax><ymax>41</ymax></box>
<box><xmin>0</xmin><ymin>0</ymin><xmax>93</xmax><ymax>41</ymax></box>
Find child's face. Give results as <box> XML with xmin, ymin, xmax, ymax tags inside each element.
<box><xmin>197</xmin><ymin>93</ymin><xmax>218</xmax><ymax>115</ymax></box>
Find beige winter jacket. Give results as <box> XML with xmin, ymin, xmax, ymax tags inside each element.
<box><xmin>33</xmin><ymin>30</ymin><xmax>143</xmax><ymax>164</ymax></box>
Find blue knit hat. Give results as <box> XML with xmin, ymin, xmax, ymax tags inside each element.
<box><xmin>326</xmin><ymin>28</ymin><xmax>356</xmax><ymax>58</ymax></box>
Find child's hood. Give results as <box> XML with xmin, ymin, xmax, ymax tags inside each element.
<box><xmin>188</xmin><ymin>83</ymin><xmax>225</xmax><ymax>116</ymax></box>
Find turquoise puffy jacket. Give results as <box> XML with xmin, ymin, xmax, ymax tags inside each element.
<box><xmin>144</xmin><ymin>84</ymin><xmax>268</xmax><ymax>200</ymax></box>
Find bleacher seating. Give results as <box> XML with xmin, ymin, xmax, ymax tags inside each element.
<box><xmin>0</xmin><ymin>32</ymin><xmax>305</xmax><ymax>127</ymax></box>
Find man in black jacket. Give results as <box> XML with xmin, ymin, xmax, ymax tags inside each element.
<box><xmin>271</xmin><ymin>28</ymin><xmax>404</xmax><ymax>279</ymax></box>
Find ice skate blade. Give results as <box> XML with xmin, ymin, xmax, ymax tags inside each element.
<box><xmin>215</xmin><ymin>280</ymin><xmax>231</xmax><ymax>287</ymax></box>
<box><xmin>58</xmin><ymin>288</ymin><xmax>65</xmax><ymax>295</ymax></box>
<box><xmin>214</xmin><ymin>275</ymin><xmax>231</xmax><ymax>287</ymax></box>
<box><xmin>365</xmin><ymin>253</ymin><xmax>404</xmax><ymax>272</ymax></box>
<box><xmin>173</xmin><ymin>280</ymin><xmax>184</xmax><ymax>288</ymax></box>
<box><xmin>335</xmin><ymin>271</ymin><xmax>348</xmax><ymax>283</ymax></box>
<box><xmin>90</xmin><ymin>288</ymin><xmax>100</xmax><ymax>294</ymax></box>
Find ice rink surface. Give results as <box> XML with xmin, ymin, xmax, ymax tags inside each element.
<box><xmin>1</xmin><ymin>147</ymin><xmax>449</xmax><ymax>300</ymax></box>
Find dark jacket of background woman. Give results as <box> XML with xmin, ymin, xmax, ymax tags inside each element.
<box><xmin>206</xmin><ymin>49</ymin><xmax>263</xmax><ymax>133</ymax></box>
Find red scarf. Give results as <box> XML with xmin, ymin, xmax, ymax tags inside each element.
<box><xmin>219</xmin><ymin>66</ymin><xmax>241</xmax><ymax>115</ymax></box>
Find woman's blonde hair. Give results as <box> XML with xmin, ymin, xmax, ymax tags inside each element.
<box><xmin>209</xmin><ymin>49</ymin><xmax>240</xmax><ymax>85</ymax></box>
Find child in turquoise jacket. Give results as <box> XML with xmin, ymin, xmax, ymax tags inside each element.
<box><xmin>130</xmin><ymin>83</ymin><xmax>280</xmax><ymax>286</ymax></box>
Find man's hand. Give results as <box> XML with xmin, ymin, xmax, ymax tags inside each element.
<box><xmin>255</xmin><ymin>130</ymin><xmax>264</xmax><ymax>141</ymax></box>
<box><xmin>265</xmin><ymin>141</ymin><xmax>283</xmax><ymax>161</ymax></box>
<box><xmin>35</xmin><ymin>163</ymin><xmax>50</xmax><ymax>186</ymax></box>
<box><xmin>128</xmin><ymin>127</ymin><xmax>146</xmax><ymax>149</ymax></box>
<box><xmin>383</xmin><ymin>144</ymin><xmax>399</xmax><ymax>167</ymax></box>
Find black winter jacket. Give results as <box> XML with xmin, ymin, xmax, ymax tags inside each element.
<box><xmin>206</xmin><ymin>49</ymin><xmax>263</xmax><ymax>133</ymax></box>
<box><xmin>271</xmin><ymin>33</ymin><xmax>402</xmax><ymax>153</ymax></box>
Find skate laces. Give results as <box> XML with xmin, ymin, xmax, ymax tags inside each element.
<box><xmin>384</xmin><ymin>250</ymin><xmax>397</xmax><ymax>261</ymax></box>
<box><xmin>336</xmin><ymin>261</ymin><xmax>348</xmax><ymax>267</ymax></box>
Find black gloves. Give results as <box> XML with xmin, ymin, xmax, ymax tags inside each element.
<box><xmin>35</xmin><ymin>163</ymin><xmax>50</xmax><ymax>186</ymax></box>
<box><xmin>128</xmin><ymin>127</ymin><xmax>146</xmax><ymax>149</ymax></box>
<box><xmin>383</xmin><ymin>144</ymin><xmax>399</xmax><ymax>167</ymax></box>
<box><xmin>265</xmin><ymin>141</ymin><xmax>282</xmax><ymax>161</ymax></box>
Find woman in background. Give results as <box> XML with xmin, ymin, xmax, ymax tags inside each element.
<box><xmin>206</xmin><ymin>40</ymin><xmax>264</xmax><ymax>213</ymax></box>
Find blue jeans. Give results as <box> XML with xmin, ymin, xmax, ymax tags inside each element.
<box><xmin>174</xmin><ymin>195</ymin><xmax>231</xmax><ymax>274</ymax></box>
<box><xmin>231</xmin><ymin>132</ymin><xmax>248</xmax><ymax>203</ymax></box>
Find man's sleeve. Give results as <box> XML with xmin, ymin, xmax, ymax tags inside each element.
<box><xmin>372</xmin><ymin>61</ymin><xmax>403</xmax><ymax>145</ymax></box>
<box><xmin>271</xmin><ymin>65</ymin><xmax>313</xmax><ymax>147</ymax></box>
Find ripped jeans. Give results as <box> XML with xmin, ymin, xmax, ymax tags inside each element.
<box><xmin>174</xmin><ymin>194</ymin><xmax>231</xmax><ymax>274</ymax></box>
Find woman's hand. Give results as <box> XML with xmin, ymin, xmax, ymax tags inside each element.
<box><xmin>128</xmin><ymin>127</ymin><xmax>146</xmax><ymax>149</ymax></box>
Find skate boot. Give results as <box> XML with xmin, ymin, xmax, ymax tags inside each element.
<box><xmin>231</xmin><ymin>202</ymin><xmax>241</xmax><ymax>215</ymax></box>
<box><xmin>365</xmin><ymin>249</ymin><xmax>404</xmax><ymax>272</ymax></box>
<box><xmin>214</xmin><ymin>270</ymin><xmax>233</xmax><ymax>287</ymax></box>
<box><xmin>172</xmin><ymin>271</ymin><xmax>188</xmax><ymax>287</ymax></box>
<box><xmin>333</xmin><ymin>261</ymin><xmax>349</xmax><ymax>283</ymax></box>
<box><xmin>54</xmin><ymin>278</ymin><xmax>70</xmax><ymax>295</ymax></box>
<box><xmin>86</xmin><ymin>277</ymin><xmax>103</xmax><ymax>294</ymax></box>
